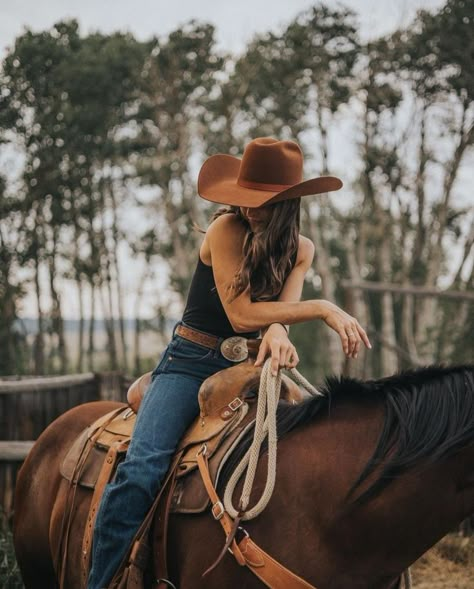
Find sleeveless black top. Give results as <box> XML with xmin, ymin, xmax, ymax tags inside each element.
<box><xmin>182</xmin><ymin>249</ymin><xmax>298</xmax><ymax>339</ymax></box>
<box><xmin>182</xmin><ymin>257</ymin><xmax>259</xmax><ymax>338</ymax></box>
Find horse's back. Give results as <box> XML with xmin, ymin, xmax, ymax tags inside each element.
<box><xmin>13</xmin><ymin>400</ymin><xmax>122</xmax><ymax>589</ymax></box>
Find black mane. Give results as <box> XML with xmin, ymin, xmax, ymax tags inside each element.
<box><xmin>218</xmin><ymin>364</ymin><xmax>474</xmax><ymax>504</ymax></box>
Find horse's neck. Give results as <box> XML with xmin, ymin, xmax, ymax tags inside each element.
<box><xmin>270</xmin><ymin>401</ymin><xmax>472</xmax><ymax>589</ymax></box>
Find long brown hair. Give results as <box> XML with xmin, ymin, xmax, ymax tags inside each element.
<box><xmin>209</xmin><ymin>199</ymin><xmax>301</xmax><ymax>302</ymax></box>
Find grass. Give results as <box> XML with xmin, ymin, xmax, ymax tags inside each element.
<box><xmin>411</xmin><ymin>534</ymin><xmax>474</xmax><ymax>589</ymax></box>
<box><xmin>0</xmin><ymin>510</ymin><xmax>23</xmax><ymax>589</ymax></box>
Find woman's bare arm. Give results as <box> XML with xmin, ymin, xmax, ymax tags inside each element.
<box><xmin>206</xmin><ymin>213</ymin><xmax>371</xmax><ymax>354</ymax></box>
<box><xmin>208</xmin><ymin>214</ymin><xmax>329</xmax><ymax>330</ymax></box>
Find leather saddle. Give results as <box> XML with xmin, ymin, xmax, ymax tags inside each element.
<box><xmin>61</xmin><ymin>363</ymin><xmax>305</xmax><ymax>510</ymax></box>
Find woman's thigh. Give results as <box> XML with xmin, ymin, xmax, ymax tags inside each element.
<box><xmin>128</xmin><ymin>332</ymin><xmax>235</xmax><ymax>460</ymax></box>
<box><xmin>128</xmin><ymin>371</ymin><xmax>202</xmax><ymax>459</ymax></box>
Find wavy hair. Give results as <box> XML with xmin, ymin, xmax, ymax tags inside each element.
<box><xmin>209</xmin><ymin>199</ymin><xmax>301</xmax><ymax>302</ymax></box>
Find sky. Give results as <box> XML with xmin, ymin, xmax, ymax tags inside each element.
<box><xmin>1</xmin><ymin>0</ymin><xmax>463</xmax><ymax>320</ymax></box>
<box><xmin>1</xmin><ymin>0</ymin><xmax>447</xmax><ymax>56</ymax></box>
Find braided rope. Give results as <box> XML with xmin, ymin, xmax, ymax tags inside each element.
<box><xmin>288</xmin><ymin>367</ymin><xmax>323</xmax><ymax>397</ymax></box>
<box><xmin>223</xmin><ymin>358</ymin><xmax>322</xmax><ymax>520</ymax></box>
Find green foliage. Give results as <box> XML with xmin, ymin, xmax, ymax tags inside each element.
<box><xmin>0</xmin><ymin>510</ymin><xmax>23</xmax><ymax>589</ymax></box>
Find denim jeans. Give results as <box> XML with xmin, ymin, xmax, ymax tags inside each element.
<box><xmin>87</xmin><ymin>321</ymin><xmax>235</xmax><ymax>589</ymax></box>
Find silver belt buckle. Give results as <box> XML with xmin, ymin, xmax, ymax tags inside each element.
<box><xmin>220</xmin><ymin>336</ymin><xmax>248</xmax><ymax>362</ymax></box>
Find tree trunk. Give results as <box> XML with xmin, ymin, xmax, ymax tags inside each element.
<box><xmin>98</xmin><ymin>183</ymin><xmax>118</xmax><ymax>371</ymax></box>
<box><xmin>302</xmin><ymin>201</ymin><xmax>343</xmax><ymax>374</ymax></box>
<box><xmin>99</xmin><ymin>275</ymin><xmax>118</xmax><ymax>371</ymax></box>
<box><xmin>377</xmin><ymin>218</ymin><xmax>399</xmax><ymax>376</ymax></box>
<box><xmin>134</xmin><ymin>315</ymin><xmax>141</xmax><ymax>376</ymax></box>
<box><xmin>48</xmin><ymin>232</ymin><xmax>67</xmax><ymax>373</ymax></box>
<box><xmin>108</xmin><ymin>179</ymin><xmax>128</xmax><ymax>372</ymax></box>
<box><xmin>33</xmin><ymin>257</ymin><xmax>45</xmax><ymax>375</ymax></box>
<box><xmin>133</xmin><ymin>265</ymin><xmax>151</xmax><ymax>376</ymax></box>
<box><xmin>315</xmin><ymin>92</ymin><xmax>329</xmax><ymax>174</ymax></box>
<box><xmin>87</xmin><ymin>279</ymin><xmax>96</xmax><ymax>372</ymax></box>
<box><xmin>76</xmin><ymin>277</ymin><xmax>85</xmax><ymax>372</ymax></box>
<box><xmin>343</xmin><ymin>226</ymin><xmax>371</xmax><ymax>378</ymax></box>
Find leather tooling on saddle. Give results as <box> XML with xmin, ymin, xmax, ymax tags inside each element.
<box><xmin>60</xmin><ymin>363</ymin><xmax>304</xmax><ymax>503</ymax></box>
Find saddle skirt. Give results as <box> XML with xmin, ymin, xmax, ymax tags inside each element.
<box><xmin>60</xmin><ymin>363</ymin><xmax>305</xmax><ymax>513</ymax></box>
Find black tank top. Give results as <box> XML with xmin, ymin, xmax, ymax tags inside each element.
<box><xmin>182</xmin><ymin>248</ymin><xmax>298</xmax><ymax>338</ymax></box>
<box><xmin>182</xmin><ymin>257</ymin><xmax>260</xmax><ymax>338</ymax></box>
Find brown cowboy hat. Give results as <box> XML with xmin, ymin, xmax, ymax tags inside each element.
<box><xmin>198</xmin><ymin>137</ymin><xmax>343</xmax><ymax>208</ymax></box>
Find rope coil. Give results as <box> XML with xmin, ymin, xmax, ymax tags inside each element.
<box><xmin>223</xmin><ymin>358</ymin><xmax>322</xmax><ymax>520</ymax></box>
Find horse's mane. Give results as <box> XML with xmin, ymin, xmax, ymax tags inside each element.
<box><xmin>218</xmin><ymin>364</ymin><xmax>474</xmax><ymax>505</ymax></box>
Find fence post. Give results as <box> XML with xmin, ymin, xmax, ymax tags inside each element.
<box><xmin>95</xmin><ymin>372</ymin><xmax>127</xmax><ymax>403</ymax></box>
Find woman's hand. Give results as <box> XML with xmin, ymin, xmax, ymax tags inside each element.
<box><xmin>318</xmin><ymin>300</ymin><xmax>371</xmax><ymax>358</ymax></box>
<box><xmin>254</xmin><ymin>323</ymin><xmax>299</xmax><ymax>376</ymax></box>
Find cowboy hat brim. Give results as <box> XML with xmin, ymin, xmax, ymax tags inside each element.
<box><xmin>198</xmin><ymin>153</ymin><xmax>343</xmax><ymax>208</ymax></box>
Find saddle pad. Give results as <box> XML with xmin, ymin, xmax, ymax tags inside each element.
<box><xmin>60</xmin><ymin>407</ymin><xmax>133</xmax><ymax>488</ymax></box>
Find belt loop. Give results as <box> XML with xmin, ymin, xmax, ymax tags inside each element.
<box><xmin>172</xmin><ymin>321</ymin><xmax>182</xmax><ymax>338</ymax></box>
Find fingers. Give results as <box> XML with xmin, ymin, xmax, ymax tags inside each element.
<box><xmin>285</xmin><ymin>345</ymin><xmax>299</xmax><ymax>369</ymax></box>
<box><xmin>338</xmin><ymin>327</ymin><xmax>350</xmax><ymax>356</ymax></box>
<box><xmin>275</xmin><ymin>342</ymin><xmax>298</xmax><ymax>374</ymax></box>
<box><xmin>346</xmin><ymin>320</ymin><xmax>372</xmax><ymax>356</ymax></box>
<box><xmin>356</xmin><ymin>323</ymin><xmax>372</xmax><ymax>350</ymax></box>
<box><xmin>345</xmin><ymin>325</ymin><xmax>360</xmax><ymax>358</ymax></box>
<box><xmin>271</xmin><ymin>345</ymin><xmax>282</xmax><ymax>376</ymax></box>
<box><xmin>254</xmin><ymin>339</ymin><xmax>281</xmax><ymax>375</ymax></box>
<box><xmin>254</xmin><ymin>340</ymin><xmax>299</xmax><ymax>375</ymax></box>
<box><xmin>254</xmin><ymin>340</ymin><xmax>269</xmax><ymax>367</ymax></box>
<box><xmin>341</xmin><ymin>319</ymin><xmax>371</xmax><ymax>359</ymax></box>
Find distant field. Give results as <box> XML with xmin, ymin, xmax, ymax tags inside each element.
<box><xmin>21</xmin><ymin>324</ymin><xmax>169</xmax><ymax>375</ymax></box>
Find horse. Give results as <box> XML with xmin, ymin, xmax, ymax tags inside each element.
<box><xmin>13</xmin><ymin>363</ymin><xmax>474</xmax><ymax>589</ymax></box>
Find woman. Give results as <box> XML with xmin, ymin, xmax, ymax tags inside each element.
<box><xmin>88</xmin><ymin>137</ymin><xmax>371</xmax><ymax>589</ymax></box>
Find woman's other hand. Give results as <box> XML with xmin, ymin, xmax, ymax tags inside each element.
<box><xmin>254</xmin><ymin>323</ymin><xmax>299</xmax><ymax>376</ymax></box>
<box><xmin>318</xmin><ymin>300</ymin><xmax>372</xmax><ymax>358</ymax></box>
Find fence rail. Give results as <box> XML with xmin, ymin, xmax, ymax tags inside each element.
<box><xmin>0</xmin><ymin>371</ymin><xmax>130</xmax><ymax>518</ymax></box>
<box><xmin>0</xmin><ymin>372</ymin><xmax>96</xmax><ymax>393</ymax></box>
<box><xmin>0</xmin><ymin>442</ymin><xmax>35</xmax><ymax>461</ymax></box>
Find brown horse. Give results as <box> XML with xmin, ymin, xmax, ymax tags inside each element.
<box><xmin>14</xmin><ymin>363</ymin><xmax>474</xmax><ymax>589</ymax></box>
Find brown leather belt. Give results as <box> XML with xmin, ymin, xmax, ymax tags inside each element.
<box><xmin>175</xmin><ymin>324</ymin><xmax>261</xmax><ymax>362</ymax></box>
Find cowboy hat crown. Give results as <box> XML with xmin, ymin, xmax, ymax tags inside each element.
<box><xmin>198</xmin><ymin>137</ymin><xmax>342</xmax><ymax>208</ymax></box>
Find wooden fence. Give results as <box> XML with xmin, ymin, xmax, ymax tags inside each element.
<box><xmin>0</xmin><ymin>372</ymin><xmax>131</xmax><ymax>518</ymax></box>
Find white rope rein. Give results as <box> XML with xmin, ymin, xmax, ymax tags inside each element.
<box><xmin>223</xmin><ymin>357</ymin><xmax>323</xmax><ymax>520</ymax></box>
<box><xmin>403</xmin><ymin>568</ymin><xmax>412</xmax><ymax>589</ymax></box>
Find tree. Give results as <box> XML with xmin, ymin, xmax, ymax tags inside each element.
<box><xmin>132</xmin><ymin>22</ymin><xmax>224</xmax><ymax>305</ymax></box>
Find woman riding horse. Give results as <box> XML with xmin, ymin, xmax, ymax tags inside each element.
<box><xmin>86</xmin><ymin>137</ymin><xmax>371</xmax><ymax>588</ymax></box>
<box><xmin>13</xmin><ymin>361</ymin><xmax>474</xmax><ymax>588</ymax></box>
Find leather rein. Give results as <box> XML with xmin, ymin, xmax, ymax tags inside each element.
<box><xmin>196</xmin><ymin>445</ymin><xmax>317</xmax><ymax>589</ymax></box>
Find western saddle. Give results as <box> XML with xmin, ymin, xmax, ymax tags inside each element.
<box><xmin>59</xmin><ymin>363</ymin><xmax>318</xmax><ymax>589</ymax></box>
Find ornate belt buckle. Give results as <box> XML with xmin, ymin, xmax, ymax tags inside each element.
<box><xmin>220</xmin><ymin>336</ymin><xmax>248</xmax><ymax>362</ymax></box>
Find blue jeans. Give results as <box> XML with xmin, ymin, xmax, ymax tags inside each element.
<box><xmin>87</xmin><ymin>322</ymin><xmax>235</xmax><ymax>589</ymax></box>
